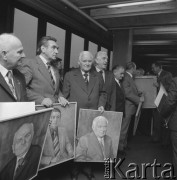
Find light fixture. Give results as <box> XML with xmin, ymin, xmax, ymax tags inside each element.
<box><xmin>108</xmin><ymin>0</ymin><xmax>173</xmax><ymax>8</ymax></box>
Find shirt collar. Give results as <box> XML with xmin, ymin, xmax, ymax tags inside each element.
<box><xmin>81</xmin><ymin>70</ymin><xmax>89</xmax><ymax>76</ymax></box>
<box><xmin>158</xmin><ymin>69</ymin><xmax>162</xmax><ymax>76</ymax></box>
<box><xmin>95</xmin><ymin>66</ymin><xmax>104</xmax><ymax>73</ymax></box>
<box><xmin>126</xmin><ymin>71</ymin><xmax>133</xmax><ymax>78</ymax></box>
<box><xmin>39</xmin><ymin>55</ymin><xmax>49</xmax><ymax>67</ymax></box>
<box><xmin>115</xmin><ymin>78</ymin><xmax>120</xmax><ymax>85</ymax></box>
<box><xmin>0</xmin><ymin>64</ymin><xmax>11</xmax><ymax>78</ymax></box>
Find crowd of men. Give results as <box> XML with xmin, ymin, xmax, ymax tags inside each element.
<box><xmin>0</xmin><ymin>32</ymin><xmax>177</xmax><ymax>179</ymax></box>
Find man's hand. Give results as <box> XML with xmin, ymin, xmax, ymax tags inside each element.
<box><xmin>153</xmin><ymin>82</ymin><xmax>159</xmax><ymax>88</ymax></box>
<box><xmin>98</xmin><ymin>106</ymin><xmax>104</xmax><ymax>113</ymax></box>
<box><xmin>41</xmin><ymin>98</ymin><xmax>53</xmax><ymax>107</ymax></box>
<box><xmin>140</xmin><ymin>96</ymin><xmax>144</xmax><ymax>102</ymax></box>
<box><xmin>58</xmin><ymin>96</ymin><xmax>69</xmax><ymax>106</ymax></box>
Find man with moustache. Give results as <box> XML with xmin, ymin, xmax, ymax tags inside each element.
<box><xmin>18</xmin><ymin>36</ymin><xmax>68</xmax><ymax>107</ymax></box>
<box><xmin>0</xmin><ymin>33</ymin><xmax>27</xmax><ymax>102</ymax></box>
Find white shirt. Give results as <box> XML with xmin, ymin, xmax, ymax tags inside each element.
<box><xmin>81</xmin><ymin>70</ymin><xmax>90</xmax><ymax>81</ymax></box>
<box><xmin>115</xmin><ymin>78</ymin><xmax>121</xmax><ymax>87</ymax></box>
<box><xmin>95</xmin><ymin>67</ymin><xmax>105</xmax><ymax>82</ymax></box>
<box><xmin>0</xmin><ymin>64</ymin><xmax>15</xmax><ymax>87</ymax></box>
<box><xmin>39</xmin><ymin>55</ymin><xmax>56</xmax><ymax>83</ymax></box>
<box><xmin>97</xmin><ymin>137</ymin><xmax>104</xmax><ymax>146</ymax></box>
<box><xmin>126</xmin><ymin>71</ymin><xmax>133</xmax><ymax>78</ymax></box>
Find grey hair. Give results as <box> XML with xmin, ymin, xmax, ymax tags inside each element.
<box><xmin>92</xmin><ymin>116</ymin><xmax>108</xmax><ymax>130</ymax></box>
<box><xmin>0</xmin><ymin>33</ymin><xmax>21</xmax><ymax>53</ymax></box>
<box><xmin>78</xmin><ymin>51</ymin><xmax>93</xmax><ymax>62</ymax></box>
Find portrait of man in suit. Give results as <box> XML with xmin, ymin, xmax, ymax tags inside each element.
<box><xmin>76</xmin><ymin>115</ymin><xmax>114</xmax><ymax>162</ymax></box>
<box><xmin>40</xmin><ymin>108</ymin><xmax>74</xmax><ymax>169</ymax></box>
<box><xmin>0</xmin><ymin>123</ymin><xmax>41</xmax><ymax>180</ymax></box>
<box><xmin>0</xmin><ymin>33</ymin><xmax>27</xmax><ymax>102</ymax></box>
<box><xmin>18</xmin><ymin>36</ymin><xmax>68</xmax><ymax>107</ymax></box>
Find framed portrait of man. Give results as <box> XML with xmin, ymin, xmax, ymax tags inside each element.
<box><xmin>75</xmin><ymin>109</ymin><xmax>123</xmax><ymax>162</ymax></box>
<box><xmin>0</xmin><ymin>108</ymin><xmax>52</xmax><ymax>180</ymax></box>
<box><xmin>38</xmin><ymin>102</ymin><xmax>77</xmax><ymax>170</ymax></box>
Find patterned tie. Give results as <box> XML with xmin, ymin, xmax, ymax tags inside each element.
<box><xmin>83</xmin><ymin>73</ymin><xmax>89</xmax><ymax>85</ymax></box>
<box><xmin>14</xmin><ymin>158</ymin><xmax>24</xmax><ymax>178</ymax></box>
<box><xmin>6</xmin><ymin>71</ymin><xmax>17</xmax><ymax>99</ymax></box>
<box><xmin>51</xmin><ymin>129</ymin><xmax>60</xmax><ymax>157</ymax></box>
<box><xmin>46</xmin><ymin>63</ymin><xmax>55</xmax><ymax>87</ymax></box>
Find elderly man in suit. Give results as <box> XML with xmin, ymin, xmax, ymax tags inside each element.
<box><xmin>151</xmin><ymin>62</ymin><xmax>173</xmax><ymax>145</ymax></box>
<box><xmin>18</xmin><ymin>36</ymin><xmax>68</xmax><ymax>107</ymax></box>
<box><xmin>40</xmin><ymin>108</ymin><xmax>73</xmax><ymax>168</ymax></box>
<box><xmin>0</xmin><ymin>33</ymin><xmax>27</xmax><ymax>102</ymax></box>
<box><xmin>0</xmin><ymin>123</ymin><xmax>41</xmax><ymax>180</ymax></box>
<box><xmin>63</xmin><ymin>51</ymin><xmax>106</xmax><ymax>115</ymax></box>
<box><xmin>118</xmin><ymin>62</ymin><xmax>144</xmax><ymax>156</ymax></box>
<box><xmin>93</xmin><ymin>51</ymin><xmax>115</xmax><ymax>111</ymax></box>
<box><xmin>76</xmin><ymin>116</ymin><xmax>114</xmax><ymax>161</ymax></box>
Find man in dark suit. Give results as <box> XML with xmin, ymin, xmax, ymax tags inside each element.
<box><xmin>159</xmin><ymin>78</ymin><xmax>177</xmax><ymax>176</ymax></box>
<box><xmin>76</xmin><ymin>116</ymin><xmax>114</xmax><ymax>162</ymax></box>
<box><xmin>0</xmin><ymin>33</ymin><xmax>27</xmax><ymax>102</ymax></box>
<box><xmin>151</xmin><ymin>62</ymin><xmax>173</xmax><ymax>144</ymax></box>
<box><xmin>118</xmin><ymin>62</ymin><xmax>144</xmax><ymax>155</ymax></box>
<box><xmin>18</xmin><ymin>36</ymin><xmax>68</xmax><ymax>107</ymax></box>
<box><xmin>0</xmin><ymin>123</ymin><xmax>41</xmax><ymax>180</ymax></box>
<box><xmin>112</xmin><ymin>65</ymin><xmax>125</xmax><ymax>115</ymax></box>
<box><xmin>93</xmin><ymin>51</ymin><xmax>115</xmax><ymax>111</ymax></box>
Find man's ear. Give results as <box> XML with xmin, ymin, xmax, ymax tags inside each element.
<box><xmin>41</xmin><ymin>45</ymin><xmax>46</xmax><ymax>53</ymax></box>
<box><xmin>1</xmin><ymin>51</ymin><xmax>7</xmax><ymax>60</ymax></box>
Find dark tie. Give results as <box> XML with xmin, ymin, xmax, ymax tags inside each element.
<box><xmin>99</xmin><ymin>70</ymin><xmax>104</xmax><ymax>82</ymax></box>
<box><xmin>14</xmin><ymin>158</ymin><xmax>24</xmax><ymax>178</ymax></box>
<box><xmin>46</xmin><ymin>63</ymin><xmax>55</xmax><ymax>87</ymax></box>
<box><xmin>99</xmin><ymin>138</ymin><xmax>105</xmax><ymax>158</ymax></box>
<box><xmin>51</xmin><ymin>129</ymin><xmax>60</xmax><ymax>157</ymax></box>
<box><xmin>7</xmin><ymin>71</ymin><xmax>17</xmax><ymax>99</ymax></box>
<box><xmin>83</xmin><ymin>73</ymin><xmax>88</xmax><ymax>85</ymax></box>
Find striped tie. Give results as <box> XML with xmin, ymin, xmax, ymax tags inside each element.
<box><xmin>47</xmin><ymin>63</ymin><xmax>55</xmax><ymax>87</ymax></box>
<box><xmin>83</xmin><ymin>73</ymin><xmax>88</xmax><ymax>85</ymax></box>
<box><xmin>7</xmin><ymin>71</ymin><xmax>17</xmax><ymax>99</ymax></box>
<box><xmin>99</xmin><ymin>138</ymin><xmax>106</xmax><ymax>158</ymax></box>
<box><xmin>52</xmin><ymin>129</ymin><xmax>60</xmax><ymax>157</ymax></box>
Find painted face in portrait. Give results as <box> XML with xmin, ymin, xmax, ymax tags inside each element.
<box><xmin>94</xmin><ymin>119</ymin><xmax>107</xmax><ymax>138</ymax></box>
<box><xmin>78</xmin><ymin>52</ymin><xmax>93</xmax><ymax>72</ymax></box>
<box><xmin>49</xmin><ymin>110</ymin><xmax>61</xmax><ymax>129</ymax></box>
<box><xmin>4</xmin><ymin>39</ymin><xmax>25</xmax><ymax>70</ymax></box>
<box><xmin>42</xmin><ymin>40</ymin><xmax>59</xmax><ymax>61</ymax></box>
<box><xmin>96</xmin><ymin>52</ymin><xmax>108</xmax><ymax>70</ymax></box>
<box><xmin>12</xmin><ymin>123</ymin><xmax>33</xmax><ymax>157</ymax></box>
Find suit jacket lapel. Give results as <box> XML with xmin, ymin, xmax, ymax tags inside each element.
<box><xmin>0</xmin><ymin>73</ymin><xmax>16</xmax><ymax>101</ymax></box>
<box><xmin>91</xmin><ymin>132</ymin><xmax>104</xmax><ymax>159</ymax></box>
<box><xmin>74</xmin><ymin>69</ymin><xmax>88</xmax><ymax>94</ymax></box>
<box><xmin>36</xmin><ymin>56</ymin><xmax>55</xmax><ymax>89</ymax></box>
<box><xmin>88</xmin><ymin>72</ymin><xmax>96</xmax><ymax>96</ymax></box>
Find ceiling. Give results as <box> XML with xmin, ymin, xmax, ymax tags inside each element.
<box><xmin>17</xmin><ymin>0</ymin><xmax>177</xmax><ymax>72</ymax></box>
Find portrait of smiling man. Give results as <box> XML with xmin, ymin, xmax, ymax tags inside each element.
<box><xmin>0</xmin><ymin>123</ymin><xmax>41</xmax><ymax>180</ymax></box>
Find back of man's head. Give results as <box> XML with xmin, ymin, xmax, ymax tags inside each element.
<box><xmin>0</xmin><ymin>33</ymin><xmax>21</xmax><ymax>54</ymax></box>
